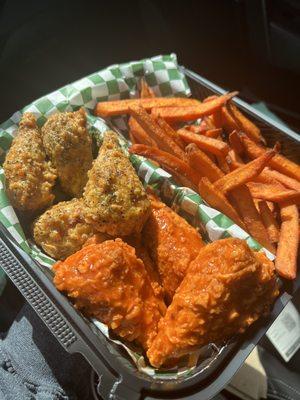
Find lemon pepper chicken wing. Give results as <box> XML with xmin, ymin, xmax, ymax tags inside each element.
<box><xmin>143</xmin><ymin>195</ymin><xmax>204</xmax><ymax>302</ymax></box>
<box><xmin>33</xmin><ymin>130</ymin><xmax>149</xmax><ymax>259</ymax></box>
<box><xmin>3</xmin><ymin>113</ymin><xmax>56</xmax><ymax>211</ymax></box>
<box><xmin>41</xmin><ymin>108</ymin><xmax>93</xmax><ymax>197</ymax></box>
<box><xmin>147</xmin><ymin>238</ymin><xmax>279</xmax><ymax>368</ymax></box>
<box><xmin>53</xmin><ymin>239</ymin><xmax>166</xmax><ymax>350</ymax></box>
<box><xmin>33</xmin><ymin>199</ymin><xmax>109</xmax><ymax>260</ymax></box>
<box><xmin>83</xmin><ymin>131</ymin><xmax>150</xmax><ymax>236</ymax></box>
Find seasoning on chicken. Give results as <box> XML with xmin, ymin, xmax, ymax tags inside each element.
<box><xmin>41</xmin><ymin>108</ymin><xmax>93</xmax><ymax>197</ymax></box>
<box><xmin>83</xmin><ymin>131</ymin><xmax>150</xmax><ymax>236</ymax></box>
<box><xmin>53</xmin><ymin>239</ymin><xmax>166</xmax><ymax>350</ymax></box>
<box><xmin>3</xmin><ymin>113</ymin><xmax>56</xmax><ymax>211</ymax></box>
<box><xmin>147</xmin><ymin>238</ymin><xmax>279</xmax><ymax>368</ymax></box>
<box><xmin>33</xmin><ymin>199</ymin><xmax>109</xmax><ymax>260</ymax></box>
<box><xmin>143</xmin><ymin>195</ymin><xmax>204</xmax><ymax>302</ymax></box>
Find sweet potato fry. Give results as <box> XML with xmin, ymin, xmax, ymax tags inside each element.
<box><xmin>203</xmin><ymin>128</ymin><xmax>222</xmax><ymax>138</ymax></box>
<box><xmin>185</xmin><ymin>124</ymin><xmax>207</xmax><ymax>134</ymax></box>
<box><xmin>239</xmin><ymin>133</ymin><xmax>300</xmax><ymax>181</ymax></box>
<box><xmin>255</xmin><ymin>170</ymin><xmax>279</xmax><ymax>185</ymax></box>
<box><xmin>262</xmin><ymin>168</ymin><xmax>300</xmax><ymax>192</ymax></box>
<box><xmin>256</xmin><ymin>168</ymin><xmax>300</xmax><ymax>189</ymax></box>
<box><xmin>128</xmin><ymin>117</ymin><xmax>158</xmax><ymax>147</ymax></box>
<box><xmin>212</xmin><ymin>109</ymin><xmax>222</xmax><ymax>130</ymax></box>
<box><xmin>228</xmin><ymin>130</ymin><xmax>244</xmax><ymax>155</ymax></box>
<box><xmin>151</xmin><ymin>92</ymin><xmax>238</xmax><ymax>123</ymax></box>
<box><xmin>186</xmin><ymin>143</ymin><xmax>224</xmax><ymax>183</ymax></box>
<box><xmin>128</xmin><ymin>127</ymin><xmax>137</xmax><ymax>144</ymax></box>
<box><xmin>198</xmin><ymin>177</ymin><xmax>246</xmax><ymax>229</ymax></box>
<box><xmin>204</xmin><ymin>96</ymin><xmax>222</xmax><ymax>129</ymax></box>
<box><xmin>94</xmin><ymin>97</ymin><xmax>200</xmax><ymax>117</ymax></box>
<box><xmin>129</xmin><ymin>144</ymin><xmax>201</xmax><ymax>189</ymax></box>
<box><xmin>140</xmin><ymin>78</ymin><xmax>155</xmax><ymax>98</ymax></box>
<box><xmin>129</xmin><ymin>105</ymin><xmax>187</xmax><ymax>162</ymax></box>
<box><xmin>275</xmin><ymin>202</ymin><xmax>299</xmax><ymax>279</ymax></box>
<box><xmin>204</xmin><ymin>116</ymin><xmax>216</xmax><ymax>129</ymax></box>
<box><xmin>214</xmin><ymin>149</ymin><xmax>276</xmax><ymax>193</ymax></box>
<box><xmin>247</xmin><ymin>182</ymin><xmax>300</xmax><ymax>203</ymax></box>
<box><xmin>258</xmin><ymin>201</ymin><xmax>280</xmax><ymax>244</ymax></box>
<box><xmin>227</xmin><ymin>150</ymin><xmax>244</xmax><ymax>169</ymax></box>
<box><xmin>155</xmin><ymin>117</ymin><xmax>185</xmax><ymax>149</ymax></box>
<box><xmin>200</xmin><ymin>119</ymin><xmax>211</xmax><ymax>131</ymax></box>
<box><xmin>204</xmin><ymin>152</ymin><xmax>217</xmax><ymax>163</ymax></box>
<box><xmin>229</xmin><ymin>186</ymin><xmax>276</xmax><ymax>253</ymax></box>
<box><xmin>207</xmin><ymin>98</ymin><xmax>234</xmax><ymax>130</ymax></box>
<box><xmin>203</xmin><ymin>95</ymin><xmax>218</xmax><ymax>103</ymax></box>
<box><xmin>215</xmin><ymin>134</ymin><xmax>230</xmax><ymax>173</ymax></box>
<box><xmin>227</xmin><ymin>102</ymin><xmax>266</xmax><ymax>144</ymax></box>
<box><xmin>178</xmin><ymin>129</ymin><xmax>230</xmax><ymax>157</ymax></box>
<box><xmin>217</xmin><ymin>105</ymin><xmax>239</xmax><ymax>132</ymax></box>
<box><xmin>216</xmin><ymin>154</ymin><xmax>230</xmax><ymax>174</ymax></box>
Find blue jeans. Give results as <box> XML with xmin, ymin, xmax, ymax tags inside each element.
<box><xmin>0</xmin><ymin>304</ymin><xmax>92</xmax><ymax>399</ymax></box>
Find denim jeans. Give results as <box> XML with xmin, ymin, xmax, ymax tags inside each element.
<box><xmin>0</xmin><ymin>304</ymin><xmax>91</xmax><ymax>400</ymax></box>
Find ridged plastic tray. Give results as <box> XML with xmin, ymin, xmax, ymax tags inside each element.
<box><xmin>0</xmin><ymin>67</ymin><xmax>299</xmax><ymax>400</ymax></box>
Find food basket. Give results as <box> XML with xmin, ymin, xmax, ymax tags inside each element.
<box><xmin>0</xmin><ymin>55</ymin><xmax>299</xmax><ymax>400</ymax></box>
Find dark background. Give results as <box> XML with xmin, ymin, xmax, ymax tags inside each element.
<box><xmin>0</xmin><ymin>0</ymin><xmax>299</xmax><ymax>130</ymax></box>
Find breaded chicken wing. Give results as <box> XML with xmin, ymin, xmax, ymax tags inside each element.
<box><xmin>41</xmin><ymin>108</ymin><xmax>93</xmax><ymax>197</ymax></box>
<box><xmin>53</xmin><ymin>239</ymin><xmax>165</xmax><ymax>350</ymax></box>
<box><xmin>83</xmin><ymin>131</ymin><xmax>150</xmax><ymax>236</ymax></box>
<box><xmin>125</xmin><ymin>234</ymin><xmax>165</xmax><ymax>301</ymax></box>
<box><xmin>84</xmin><ymin>233</ymin><xmax>165</xmax><ymax>305</ymax></box>
<box><xmin>3</xmin><ymin>113</ymin><xmax>56</xmax><ymax>211</ymax></box>
<box><xmin>143</xmin><ymin>195</ymin><xmax>204</xmax><ymax>302</ymax></box>
<box><xmin>147</xmin><ymin>238</ymin><xmax>279</xmax><ymax>368</ymax></box>
<box><xmin>33</xmin><ymin>199</ymin><xmax>109</xmax><ymax>260</ymax></box>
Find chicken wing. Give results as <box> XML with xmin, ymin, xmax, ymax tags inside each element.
<box><xmin>83</xmin><ymin>131</ymin><xmax>150</xmax><ymax>236</ymax></box>
<box><xmin>143</xmin><ymin>195</ymin><xmax>204</xmax><ymax>302</ymax></box>
<box><xmin>3</xmin><ymin>113</ymin><xmax>56</xmax><ymax>211</ymax></box>
<box><xmin>41</xmin><ymin>108</ymin><xmax>93</xmax><ymax>197</ymax></box>
<box><xmin>53</xmin><ymin>239</ymin><xmax>165</xmax><ymax>350</ymax></box>
<box><xmin>147</xmin><ymin>238</ymin><xmax>279</xmax><ymax>368</ymax></box>
<box><xmin>33</xmin><ymin>199</ymin><xmax>109</xmax><ymax>260</ymax></box>
<box><xmin>125</xmin><ymin>233</ymin><xmax>165</xmax><ymax>301</ymax></box>
<box><xmin>83</xmin><ymin>233</ymin><xmax>165</xmax><ymax>308</ymax></box>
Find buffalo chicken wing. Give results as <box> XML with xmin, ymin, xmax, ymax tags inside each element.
<box><xmin>53</xmin><ymin>239</ymin><xmax>166</xmax><ymax>350</ymax></box>
<box><xmin>143</xmin><ymin>195</ymin><xmax>204</xmax><ymax>301</ymax></box>
<box><xmin>147</xmin><ymin>238</ymin><xmax>278</xmax><ymax>367</ymax></box>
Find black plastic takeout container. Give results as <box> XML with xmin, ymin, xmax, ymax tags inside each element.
<box><xmin>0</xmin><ymin>67</ymin><xmax>299</xmax><ymax>400</ymax></box>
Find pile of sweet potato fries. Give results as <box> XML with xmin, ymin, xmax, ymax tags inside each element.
<box><xmin>94</xmin><ymin>79</ymin><xmax>300</xmax><ymax>280</ymax></box>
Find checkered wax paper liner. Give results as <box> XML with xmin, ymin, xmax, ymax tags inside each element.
<box><xmin>0</xmin><ymin>54</ymin><xmax>274</xmax><ymax>379</ymax></box>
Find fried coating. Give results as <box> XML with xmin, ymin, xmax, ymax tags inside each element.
<box><xmin>83</xmin><ymin>131</ymin><xmax>150</xmax><ymax>236</ymax></box>
<box><xmin>83</xmin><ymin>233</ymin><xmax>165</xmax><ymax>304</ymax></box>
<box><xmin>125</xmin><ymin>233</ymin><xmax>165</xmax><ymax>301</ymax></box>
<box><xmin>41</xmin><ymin>108</ymin><xmax>93</xmax><ymax>197</ymax></box>
<box><xmin>53</xmin><ymin>239</ymin><xmax>165</xmax><ymax>350</ymax></box>
<box><xmin>3</xmin><ymin>113</ymin><xmax>56</xmax><ymax>211</ymax></box>
<box><xmin>143</xmin><ymin>195</ymin><xmax>204</xmax><ymax>302</ymax></box>
<box><xmin>147</xmin><ymin>238</ymin><xmax>279</xmax><ymax>368</ymax></box>
<box><xmin>33</xmin><ymin>199</ymin><xmax>108</xmax><ymax>260</ymax></box>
